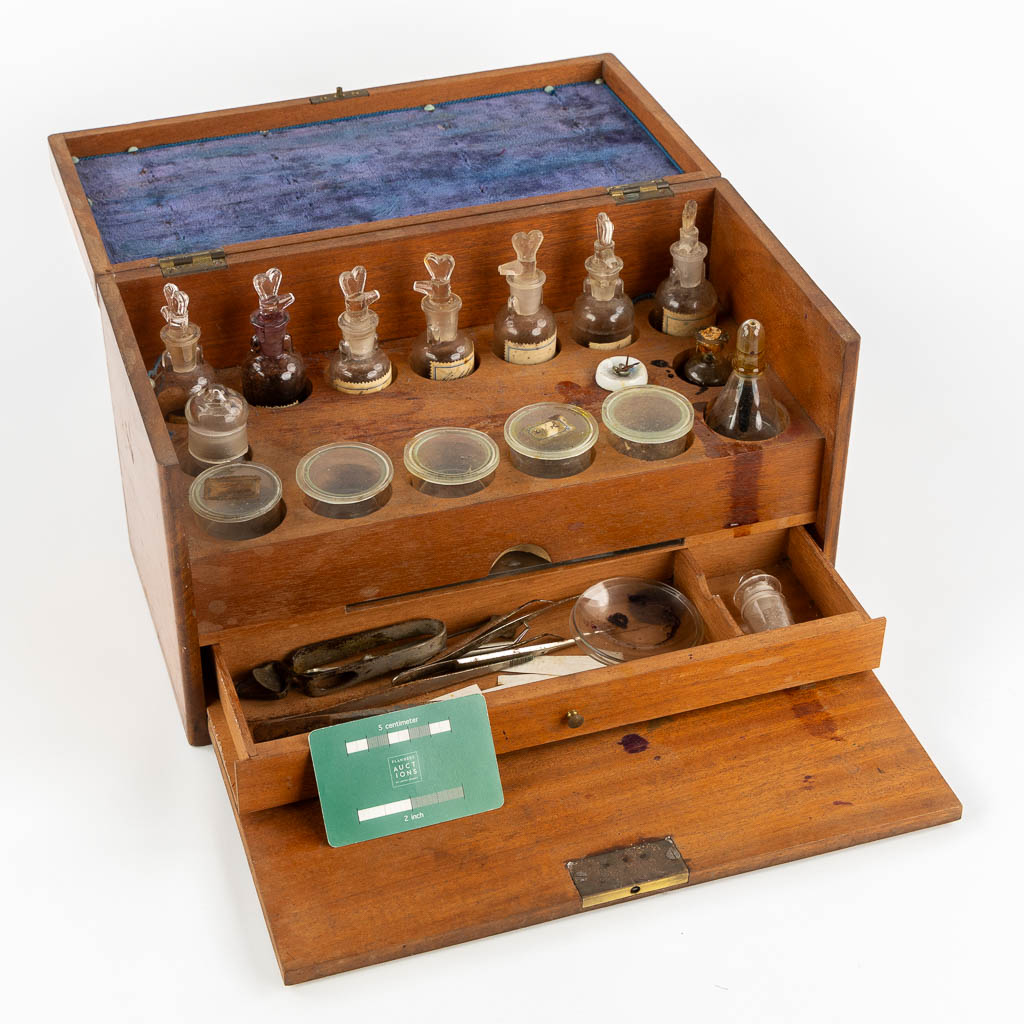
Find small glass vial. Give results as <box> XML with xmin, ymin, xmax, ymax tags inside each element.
<box><xmin>680</xmin><ymin>325</ymin><xmax>731</xmax><ymax>387</ymax></box>
<box><xmin>242</xmin><ymin>267</ymin><xmax>309</xmax><ymax>408</ymax></box>
<box><xmin>184</xmin><ymin>383</ymin><xmax>250</xmax><ymax>475</ymax></box>
<box><xmin>409</xmin><ymin>254</ymin><xmax>475</xmax><ymax>381</ymax></box>
<box><xmin>733</xmin><ymin>570</ymin><xmax>795</xmax><ymax>632</ymax></box>
<box><xmin>493</xmin><ymin>229</ymin><xmax>558</xmax><ymax>365</ymax></box>
<box><xmin>572</xmin><ymin>212</ymin><xmax>634</xmax><ymax>349</ymax></box>
<box><xmin>153</xmin><ymin>283</ymin><xmax>216</xmax><ymax>420</ymax></box>
<box><xmin>326</xmin><ymin>265</ymin><xmax>393</xmax><ymax>393</ymax></box>
<box><xmin>654</xmin><ymin>199</ymin><xmax>717</xmax><ymax>338</ymax></box>
<box><xmin>706</xmin><ymin>318</ymin><xmax>786</xmax><ymax>441</ymax></box>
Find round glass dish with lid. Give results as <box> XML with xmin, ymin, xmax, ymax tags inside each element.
<box><xmin>403</xmin><ymin>427</ymin><xmax>500</xmax><ymax>498</ymax></box>
<box><xmin>601</xmin><ymin>385</ymin><xmax>694</xmax><ymax>461</ymax></box>
<box><xmin>503</xmin><ymin>401</ymin><xmax>599</xmax><ymax>479</ymax></box>
<box><xmin>189</xmin><ymin>462</ymin><xmax>284</xmax><ymax>540</ymax></box>
<box><xmin>296</xmin><ymin>442</ymin><xmax>393</xmax><ymax>519</ymax></box>
<box><xmin>571</xmin><ymin>577</ymin><xmax>704</xmax><ymax>664</ymax></box>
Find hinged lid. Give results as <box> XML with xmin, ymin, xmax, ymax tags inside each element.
<box><xmin>51</xmin><ymin>55</ymin><xmax>718</xmax><ymax>278</ymax></box>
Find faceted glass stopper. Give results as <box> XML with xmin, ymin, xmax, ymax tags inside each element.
<box><xmin>588</xmin><ymin>212</ymin><xmax>622</xmax><ymax>275</ymax></box>
<box><xmin>677</xmin><ymin>199</ymin><xmax>700</xmax><ymax>249</ymax></box>
<box><xmin>339</xmin><ymin>265</ymin><xmax>381</xmax><ymax>318</ymax></box>
<box><xmin>413</xmin><ymin>252</ymin><xmax>456</xmax><ymax>304</ymax></box>
<box><xmin>252</xmin><ymin>267</ymin><xmax>295</xmax><ymax>315</ymax></box>
<box><xmin>499</xmin><ymin>229</ymin><xmax>544</xmax><ymax>281</ymax></box>
<box><xmin>160</xmin><ymin>282</ymin><xmax>190</xmax><ymax>329</ymax></box>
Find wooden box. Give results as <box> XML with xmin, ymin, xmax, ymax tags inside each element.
<box><xmin>51</xmin><ymin>54</ymin><xmax>960</xmax><ymax>985</ymax></box>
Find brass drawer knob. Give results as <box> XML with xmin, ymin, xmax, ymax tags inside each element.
<box><xmin>565</xmin><ymin>710</ymin><xmax>584</xmax><ymax>729</ymax></box>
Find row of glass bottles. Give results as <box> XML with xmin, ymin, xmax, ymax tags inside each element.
<box><xmin>153</xmin><ymin>206</ymin><xmax>705</xmax><ymax>409</ymax></box>
<box><xmin>154</xmin><ymin>199</ymin><xmax>778</xmax><ymax>441</ymax></box>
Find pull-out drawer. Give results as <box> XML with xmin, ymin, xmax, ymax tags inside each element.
<box><xmin>210</xmin><ymin>524</ymin><xmax>884</xmax><ymax>814</ymax></box>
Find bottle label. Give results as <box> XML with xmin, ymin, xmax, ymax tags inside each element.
<box><xmin>429</xmin><ymin>352</ymin><xmax>475</xmax><ymax>381</ymax></box>
<box><xmin>587</xmin><ymin>333</ymin><xmax>634</xmax><ymax>351</ymax></box>
<box><xmin>505</xmin><ymin>332</ymin><xmax>557</xmax><ymax>365</ymax></box>
<box><xmin>662</xmin><ymin>308</ymin><xmax>716</xmax><ymax>338</ymax></box>
<box><xmin>334</xmin><ymin>367</ymin><xmax>393</xmax><ymax>395</ymax></box>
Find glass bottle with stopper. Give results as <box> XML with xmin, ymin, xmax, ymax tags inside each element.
<box><xmin>409</xmin><ymin>254</ymin><xmax>475</xmax><ymax>381</ymax></box>
<box><xmin>327</xmin><ymin>265</ymin><xmax>393</xmax><ymax>393</ymax></box>
<box><xmin>654</xmin><ymin>199</ymin><xmax>717</xmax><ymax>338</ymax></box>
<box><xmin>706</xmin><ymin>319</ymin><xmax>785</xmax><ymax>441</ymax></box>
<box><xmin>242</xmin><ymin>267</ymin><xmax>309</xmax><ymax>408</ymax></box>
<box><xmin>493</xmin><ymin>229</ymin><xmax>558</xmax><ymax>364</ymax></box>
<box><xmin>153</xmin><ymin>283</ymin><xmax>215</xmax><ymax>420</ymax></box>
<box><xmin>680</xmin><ymin>325</ymin><xmax>731</xmax><ymax>387</ymax></box>
<box><xmin>184</xmin><ymin>383</ymin><xmax>250</xmax><ymax>475</ymax></box>
<box><xmin>572</xmin><ymin>212</ymin><xmax>634</xmax><ymax>349</ymax></box>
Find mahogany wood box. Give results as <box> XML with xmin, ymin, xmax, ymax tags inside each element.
<box><xmin>51</xmin><ymin>54</ymin><xmax>960</xmax><ymax>985</ymax></box>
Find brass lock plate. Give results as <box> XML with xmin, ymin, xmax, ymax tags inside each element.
<box><xmin>566</xmin><ymin>837</ymin><xmax>689</xmax><ymax>909</ymax></box>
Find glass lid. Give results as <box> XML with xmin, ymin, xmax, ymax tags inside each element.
<box><xmin>403</xmin><ymin>428</ymin><xmax>500</xmax><ymax>485</ymax></box>
<box><xmin>189</xmin><ymin>462</ymin><xmax>282</xmax><ymax>523</ymax></box>
<box><xmin>601</xmin><ymin>385</ymin><xmax>694</xmax><ymax>444</ymax></box>
<box><xmin>503</xmin><ymin>402</ymin><xmax>599</xmax><ymax>460</ymax></box>
<box><xmin>296</xmin><ymin>443</ymin><xmax>393</xmax><ymax>505</ymax></box>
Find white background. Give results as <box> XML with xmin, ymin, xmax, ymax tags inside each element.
<box><xmin>3</xmin><ymin>1</ymin><xmax>1021</xmax><ymax>1019</ymax></box>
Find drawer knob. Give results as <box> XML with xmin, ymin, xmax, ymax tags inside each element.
<box><xmin>565</xmin><ymin>710</ymin><xmax>585</xmax><ymax>729</ymax></box>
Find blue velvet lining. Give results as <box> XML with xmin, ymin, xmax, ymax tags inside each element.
<box><xmin>76</xmin><ymin>82</ymin><xmax>680</xmax><ymax>264</ymax></box>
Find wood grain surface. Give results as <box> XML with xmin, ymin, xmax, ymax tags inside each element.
<box><xmin>211</xmin><ymin>525</ymin><xmax>885</xmax><ymax>813</ymax></box>
<box><xmin>209</xmin><ymin>670</ymin><xmax>961</xmax><ymax>984</ymax></box>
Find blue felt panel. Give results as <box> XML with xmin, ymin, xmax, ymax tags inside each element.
<box><xmin>76</xmin><ymin>82</ymin><xmax>681</xmax><ymax>265</ymax></box>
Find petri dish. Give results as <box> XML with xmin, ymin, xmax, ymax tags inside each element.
<box><xmin>503</xmin><ymin>402</ymin><xmax>599</xmax><ymax>479</ymax></box>
<box><xmin>296</xmin><ymin>442</ymin><xmax>393</xmax><ymax>519</ymax></box>
<box><xmin>403</xmin><ymin>427</ymin><xmax>500</xmax><ymax>498</ymax></box>
<box><xmin>571</xmin><ymin>576</ymin><xmax>704</xmax><ymax>664</ymax></box>
<box><xmin>189</xmin><ymin>462</ymin><xmax>284</xmax><ymax>540</ymax></box>
<box><xmin>601</xmin><ymin>385</ymin><xmax>694</xmax><ymax>461</ymax></box>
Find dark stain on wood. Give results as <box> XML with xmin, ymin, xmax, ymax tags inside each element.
<box><xmin>618</xmin><ymin>733</ymin><xmax>649</xmax><ymax>754</ymax></box>
<box><xmin>790</xmin><ymin>696</ymin><xmax>842</xmax><ymax>742</ymax></box>
<box><xmin>727</xmin><ymin>447</ymin><xmax>763</xmax><ymax>527</ymax></box>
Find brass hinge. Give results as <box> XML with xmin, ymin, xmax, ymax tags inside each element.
<box><xmin>309</xmin><ymin>86</ymin><xmax>370</xmax><ymax>104</ymax></box>
<box><xmin>606</xmin><ymin>178</ymin><xmax>674</xmax><ymax>204</ymax></box>
<box><xmin>567</xmin><ymin>837</ymin><xmax>689</xmax><ymax>909</ymax></box>
<box><xmin>158</xmin><ymin>248</ymin><xmax>228</xmax><ymax>278</ymax></box>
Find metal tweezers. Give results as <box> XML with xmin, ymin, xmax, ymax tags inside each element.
<box><xmin>249</xmin><ymin>597</ymin><xmax>581</xmax><ymax>742</ymax></box>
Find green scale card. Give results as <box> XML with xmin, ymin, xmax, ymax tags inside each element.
<box><xmin>308</xmin><ymin>693</ymin><xmax>504</xmax><ymax>848</ymax></box>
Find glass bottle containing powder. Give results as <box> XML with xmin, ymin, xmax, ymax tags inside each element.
<box><xmin>493</xmin><ymin>229</ymin><xmax>558</xmax><ymax>365</ymax></box>
<box><xmin>572</xmin><ymin>212</ymin><xmax>634</xmax><ymax>350</ymax></box>
<box><xmin>242</xmin><ymin>267</ymin><xmax>309</xmax><ymax>407</ymax></box>
<box><xmin>654</xmin><ymin>200</ymin><xmax>717</xmax><ymax>339</ymax></box>
<box><xmin>408</xmin><ymin>254</ymin><xmax>475</xmax><ymax>381</ymax></box>
<box><xmin>152</xmin><ymin>283</ymin><xmax>216</xmax><ymax>420</ymax></box>
<box><xmin>326</xmin><ymin>265</ymin><xmax>393</xmax><ymax>394</ymax></box>
<box><xmin>680</xmin><ymin>325</ymin><xmax>731</xmax><ymax>387</ymax></box>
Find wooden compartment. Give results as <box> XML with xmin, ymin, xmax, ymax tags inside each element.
<box><xmin>210</xmin><ymin>524</ymin><xmax>886</xmax><ymax>814</ymax></box>
<box><xmin>52</xmin><ymin>54</ymin><xmax>960</xmax><ymax>985</ymax></box>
